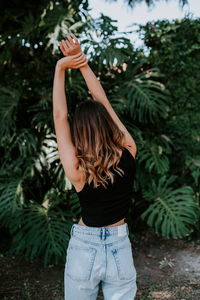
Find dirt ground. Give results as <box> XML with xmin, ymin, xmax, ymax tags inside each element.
<box><xmin>1</xmin><ymin>224</ymin><xmax>200</xmax><ymax>300</ymax></box>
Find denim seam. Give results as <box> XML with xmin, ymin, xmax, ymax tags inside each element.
<box><xmin>71</xmin><ymin>235</ymin><xmax>104</xmax><ymax>247</ymax></box>
<box><xmin>88</xmin><ymin>249</ymin><xmax>97</xmax><ymax>280</ymax></box>
<box><xmin>69</xmin><ymin>244</ymin><xmax>97</xmax><ymax>251</ymax></box>
<box><xmin>105</xmin><ymin>235</ymin><xmax>129</xmax><ymax>247</ymax></box>
<box><xmin>110</xmin><ymin>243</ymin><xmax>131</xmax><ymax>251</ymax></box>
<box><xmin>71</xmin><ymin>234</ymin><xmax>129</xmax><ymax>247</ymax></box>
<box><xmin>72</xmin><ymin>231</ymin><xmax>119</xmax><ymax>236</ymax></box>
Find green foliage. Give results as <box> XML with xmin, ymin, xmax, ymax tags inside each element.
<box><xmin>10</xmin><ymin>202</ymin><xmax>74</xmax><ymax>266</ymax></box>
<box><xmin>0</xmin><ymin>172</ymin><xmax>24</xmax><ymax>226</ymax></box>
<box><xmin>121</xmin><ymin>66</ymin><xmax>170</xmax><ymax>123</ymax></box>
<box><xmin>0</xmin><ymin>87</ymin><xmax>20</xmax><ymax>144</ymax></box>
<box><xmin>0</xmin><ymin>1</ymin><xmax>199</xmax><ymax>265</ymax></box>
<box><xmin>138</xmin><ymin>135</ymin><xmax>172</xmax><ymax>175</ymax></box>
<box><xmin>140</xmin><ymin>18</ymin><xmax>200</xmax><ymax>187</ymax></box>
<box><xmin>186</xmin><ymin>157</ymin><xmax>200</xmax><ymax>187</ymax></box>
<box><xmin>141</xmin><ymin>175</ymin><xmax>200</xmax><ymax>238</ymax></box>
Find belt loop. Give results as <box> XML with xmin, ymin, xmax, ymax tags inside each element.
<box><xmin>70</xmin><ymin>224</ymin><xmax>74</xmax><ymax>237</ymax></box>
<box><xmin>126</xmin><ymin>223</ymin><xmax>129</xmax><ymax>235</ymax></box>
<box><xmin>100</xmin><ymin>228</ymin><xmax>102</xmax><ymax>240</ymax></box>
<box><xmin>102</xmin><ymin>227</ymin><xmax>106</xmax><ymax>240</ymax></box>
<box><xmin>105</xmin><ymin>228</ymin><xmax>110</xmax><ymax>237</ymax></box>
<box><xmin>100</xmin><ymin>228</ymin><xmax>106</xmax><ymax>240</ymax></box>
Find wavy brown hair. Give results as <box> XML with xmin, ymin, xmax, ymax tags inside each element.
<box><xmin>71</xmin><ymin>100</ymin><xmax>125</xmax><ymax>188</ymax></box>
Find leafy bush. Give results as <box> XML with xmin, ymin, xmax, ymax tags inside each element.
<box><xmin>0</xmin><ymin>1</ymin><xmax>199</xmax><ymax>265</ymax></box>
<box><xmin>141</xmin><ymin>175</ymin><xmax>198</xmax><ymax>238</ymax></box>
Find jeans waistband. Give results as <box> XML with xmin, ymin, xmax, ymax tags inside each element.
<box><xmin>70</xmin><ymin>222</ymin><xmax>129</xmax><ymax>241</ymax></box>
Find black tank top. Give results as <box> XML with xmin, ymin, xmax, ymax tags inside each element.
<box><xmin>76</xmin><ymin>147</ymin><xmax>136</xmax><ymax>227</ymax></box>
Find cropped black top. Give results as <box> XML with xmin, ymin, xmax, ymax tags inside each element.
<box><xmin>76</xmin><ymin>147</ymin><xmax>136</xmax><ymax>227</ymax></box>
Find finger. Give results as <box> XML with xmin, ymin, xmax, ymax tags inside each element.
<box><xmin>61</xmin><ymin>40</ymin><xmax>68</xmax><ymax>50</ymax></box>
<box><xmin>62</xmin><ymin>40</ymin><xmax>70</xmax><ymax>49</ymax></box>
<box><xmin>75</xmin><ymin>57</ymin><xmax>87</xmax><ymax>65</ymax></box>
<box><xmin>74</xmin><ymin>53</ymin><xmax>85</xmax><ymax>62</ymax></box>
<box><xmin>62</xmin><ymin>40</ymin><xmax>70</xmax><ymax>53</ymax></box>
<box><xmin>76</xmin><ymin>59</ymin><xmax>88</xmax><ymax>68</ymax></box>
<box><xmin>67</xmin><ymin>34</ymin><xmax>75</xmax><ymax>46</ymax></box>
<box><xmin>60</xmin><ymin>44</ymin><xmax>66</xmax><ymax>55</ymax></box>
<box><xmin>71</xmin><ymin>51</ymin><xmax>83</xmax><ymax>59</ymax></box>
<box><xmin>74</xmin><ymin>58</ymin><xmax>86</xmax><ymax>66</ymax></box>
<box><xmin>74</xmin><ymin>57</ymin><xmax>88</xmax><ymax>66</ymax></box>
<box><xmin>70</xmin><ymin>33</ymin><xmax>79</xmax><ymax>44</ymax></box>
<box><xmin>65</xmin><ymin>39</ymin><xmax>73</xmax><ymax>49</ymax></box>
<box><xmin>60</xmin><ymin>42</ymin><xmax>67</xmax><ymax>55</ymax></box>
<box><xmin>73</xmin><ymin>57</ymin><xmax>88</xmax><ymax>68</ymax></box>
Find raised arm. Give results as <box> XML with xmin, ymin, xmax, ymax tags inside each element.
<box><xmin>60</xmin><ymin>34</ymin><xmax>137</xmax><ymax>158</ymax></box>
<box><xmin>53</xmin><ymin>52</ymin><xmax>87</xmax><ymax>184</ymax></box>
<box><xmin>79</xmin><ymin>65</ymin><xmax>137</xmax><ymax>158</ymax></box>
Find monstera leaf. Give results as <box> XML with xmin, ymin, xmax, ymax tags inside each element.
<box><xmin>141</xmin><ymin>175</ymin><xmax>199</xmax><ymax>238</ymax></box>
<box><xmin>10</xmin><ymin>202</ymin><xmax>74</xmax><ymax>266</ymax></box>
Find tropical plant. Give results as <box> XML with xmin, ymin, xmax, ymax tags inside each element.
<box><xmin>141</xmin><ymin>175</ymin><xmax>199</xmax><ymax>238</ymax></box>
<box><xmin>0</xmin><ymin>0</ymin><xmax>199</xmax><ymax>265</ymax></box>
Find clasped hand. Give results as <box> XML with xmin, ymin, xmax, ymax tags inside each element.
<box><xmin>57</xmin><ymin>33</ymin><xmax>88</xmax><ymax>70</ymax></box>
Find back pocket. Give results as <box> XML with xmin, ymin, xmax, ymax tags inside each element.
<box><xmin>111</xmin><ymin>244</ymin><xmax>136</xmax><ymax>280</ymax></box>
<box><xmin>66</xmin><ymin>244</ymin><xmax>97</xmax><ymax>281</ymax></box>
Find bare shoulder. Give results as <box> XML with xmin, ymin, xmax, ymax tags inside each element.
<box><xmin>123</xmin><ymin>145</ymin><xmax>136</xmax><ymax>160</ymax></box>
<box><xmin>123</xmin><ymin>138</ymin><xmax>137</xmax><ymax>160</ymax></box>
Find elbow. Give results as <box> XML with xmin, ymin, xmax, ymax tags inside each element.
<box><xmin>53</xmin><ymin>110</ymin><xmax>68</xmax><ymax>120</ymax></box>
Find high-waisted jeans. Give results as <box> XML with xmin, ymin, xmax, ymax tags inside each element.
<box><xmin>64</xmin><ymin>222</ymin><xmax>137</xmax><ymax>300</ymax></box>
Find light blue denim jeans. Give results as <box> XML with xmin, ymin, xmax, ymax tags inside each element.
<box><xmin>64</xmin><ymin>222</ymin><xmax>137</xmax><ymax>300</ymax></box>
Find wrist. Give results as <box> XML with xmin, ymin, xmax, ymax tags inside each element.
<box><xmin>56</xmin><ymin>61</ymin><xmax>67</xmax><ymax>72</ymax></box>
<box><xmin>79</xmin><ymin>63</ymin><xmax>89</xmax><ymax>71</ymax></box>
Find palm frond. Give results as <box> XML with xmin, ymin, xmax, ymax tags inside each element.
<box><xmin>10</xmin><ymin>203</ymin><xmax>74</xmax><ymax>266</ymax></box>
<box><xmin>0</xmin><ymin>172</ymin><xmax>24</xmax><ymax>226</ymax></box>
<box><xmin>27</xmin><ymin>96</ymin><xmax>53</xmax><ymax>133</ymax></box>
<box><xmin>43</xmin><ymin>5</ymin><xmax>84</xmax><ymax>54</ymax></box>
<box><xmin>123</xmin><ymin>68</ymin><xmax>170</xmax><ymax>123</ymax></box>
<box><xmin>0</xmin><ymin>86</ymin><xmax>20</xmax><ymax>142</ymax></box>
<box><xmin>68</xmin><ymin>191</ymin><xmax>81</xmax><ymax>220</ymax></box>
<box><xmin>41</xmin><ymin>134</ymin><xmax>72</xmax><ymax>191</ymax></box>
<box><xmin>7</xmin><ymin>130</ymin><xmax>39</xmax><ymax>158</ymax></box>
<box><xmin>81</xmin><ymin>15</ymin><xmax>133</xmax><ymax>69</ymax></box>
<box><xmin>141</xmin><ymin>175</ymin><xmax>200</xmax><ymax>238</ymax></box>
<box><xmin>138</xmin><ymin>135</ymin><xmax>172</xmax><ymax>174</ymax></box>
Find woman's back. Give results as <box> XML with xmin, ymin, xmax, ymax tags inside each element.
<box><xmin>76</xmin><ymin>147</ymin><xmax>136</xmax><ymax>227</ymax></box>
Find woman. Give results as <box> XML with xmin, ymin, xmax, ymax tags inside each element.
<box><xmin>53</xmin><ymin>34</ymin><xmax>137</xmax><ymax>300</ymax></box>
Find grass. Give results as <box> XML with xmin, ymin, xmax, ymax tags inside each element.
<box><xmin>2</xmin><ymin>278</ymin><xmax>64</xmax><ymax>300</ymax></box>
